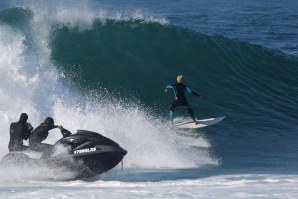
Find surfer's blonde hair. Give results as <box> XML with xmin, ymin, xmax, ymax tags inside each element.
<box><xmin>177</xmin><ymin>75</ymin><xmax>184</xmax><ymax>83</ymax></box>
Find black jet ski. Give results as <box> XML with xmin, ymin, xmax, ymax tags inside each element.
<box><xmin>0</xmin><ymin>130</ymin><xmax>127</xmax><ymax>179</ymax></box>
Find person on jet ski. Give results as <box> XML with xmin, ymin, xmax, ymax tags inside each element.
<box><xmin>164</xmin><ymin>75</ymin><xmax>200</xmax><ymax>124</ymax></box>
<box><xmin>8</xmin><ymin>113</ymin><xmax>33</xmax><ymax>152</ymax></box>
<box><xmin>29</xmin><ymin>117</ymin><xmax>71</xmax><ymax>154</ymax></box>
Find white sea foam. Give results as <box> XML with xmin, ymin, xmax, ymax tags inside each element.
<box><xmin>1</xmin><ymin>174</ymin><xmax>297</xmax><ymax>199</ymax></box>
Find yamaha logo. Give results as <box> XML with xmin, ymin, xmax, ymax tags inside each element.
<box><xmin>74</xmin><ymin>147</ymin><xmax>96</xmax><ymax>154</ymax></box>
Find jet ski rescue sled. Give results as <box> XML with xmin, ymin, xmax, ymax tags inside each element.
<box><xmin>0</xmin><ymin>130</ymin><xmax>127</xmax><ymax>179</ymax></box>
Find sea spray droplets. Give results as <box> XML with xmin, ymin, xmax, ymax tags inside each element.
<box><xmin>51</xmin><ymin>100</ymin><xmax>217</xmax><ymax>169</ymax></box>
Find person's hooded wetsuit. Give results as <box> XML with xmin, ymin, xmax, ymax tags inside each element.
<box><xmin>9</xmin><ymin>113</ymin><xmax>33</xmax><ymax>152</ymax></box>
<box><xmin>29</xmin><ymin>117</ymin><xmax>71</xmax><ymax>154</ymax></box>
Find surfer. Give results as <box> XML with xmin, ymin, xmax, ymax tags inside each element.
<box><xmin>29</xmin><ymin>117</ymin><xmax>71</xmax><ymax>155</ymax></box>
<box><xmin>164</xmin><ymin>75</ymin><xmax>200</xmax><ymax>124</ymax></box>
<box><xmin>8</xmin><ymin>113</ymin><xmax>33</xmax><ymax>152</ymax></box>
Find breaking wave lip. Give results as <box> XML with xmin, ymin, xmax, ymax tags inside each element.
<box><xmin>52</xmin><ymin>8</ymin><xmax>169</xmax><ymax>30</ymax></box>
<box><xmin>1</xmin><ymin>2</ymin><xmax>169</xmax><ymax>31</ymax></box>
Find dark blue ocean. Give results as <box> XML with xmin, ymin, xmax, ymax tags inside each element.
<box><xmin>0</xmin><ymin>0</ymin><xmax>297</xmax><ymax>198</ymax></box>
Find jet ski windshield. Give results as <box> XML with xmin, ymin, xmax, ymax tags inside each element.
<box><xmin>57</xmin><ymin>130</ymin><xmax>120</xmax><ymax>150</ymax></box>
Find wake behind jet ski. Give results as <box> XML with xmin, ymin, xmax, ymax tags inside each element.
<box><xmin>1</xmin><ymin>130</ymin><xmax>127</xmax><ymax>179</ymax></box>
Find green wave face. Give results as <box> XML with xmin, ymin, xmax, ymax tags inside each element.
<box><xmin>50</xmin><ymin>19</ymin><xmax>298</xmax><ymax>127</ymax></box>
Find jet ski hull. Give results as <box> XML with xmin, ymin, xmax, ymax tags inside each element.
<box><xmin>0</xmin><ymin>130</ymin><xmax>127</xmax><ymax>179</ymax></box>
<box><xmin>74</xmin><ymin>149</ymin><xmax>126</xmax><ymax>177</ymax></box>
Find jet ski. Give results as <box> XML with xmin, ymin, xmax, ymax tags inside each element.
<box><xmin>0</xmin><ymin>130</ymin><xmax>127</xmax><ymax>179</ymax></box>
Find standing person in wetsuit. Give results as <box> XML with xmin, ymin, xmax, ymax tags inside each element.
<box><xmin>9</xmin><ymin>113</ymin><xmax>33</xmax><ymax>152</ymax></box>
<box><xmin>164</xmin><ymin>75</ymin><xmax>200</xmax><ymax>124</ymax></box>
<box><xmin>29</xmin><ymin>117</ymin><xmax>71</xmax><ymax>154</ymax></box>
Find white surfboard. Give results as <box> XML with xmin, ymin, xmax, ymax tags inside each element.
<box><xmin>174</xmin><ymin>116</ymin><xmax>225</xmax><ymax>129</ymax></box>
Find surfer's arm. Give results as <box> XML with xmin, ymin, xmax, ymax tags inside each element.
<box><xmin>164</xmin><ymin>85</ymin><xmax>174</xmax><ymax>93</ymax></box>
<box><xmin>186</xmin><ymin>87</ymin><xmax>200</xmax><ymax>97</ymax></box>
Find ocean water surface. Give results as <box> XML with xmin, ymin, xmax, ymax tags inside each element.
<box><xmin>0</xmin><ymin>0</ymin><xmax>297</xmax><ymax>198</ymax></box>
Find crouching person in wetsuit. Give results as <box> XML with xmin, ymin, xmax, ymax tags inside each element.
<box><xmin>29</xmin><ymin>117</ymin><xmax>71</xmax><ymax>157</ymax></box>
<box><xmin>9</xmin><ymin>113</ymin><xmax>33</xmax><ymax>152</ymax></box>
<box><xmin>164</xmin><ymin>75</ymin><xmax>200</xmax><ymax>124</ymax></box>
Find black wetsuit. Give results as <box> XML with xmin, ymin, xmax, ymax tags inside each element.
<box><xmin>9</xmin><ymin>115</ymin><xmax>33</xmax><ymax>152</ymax></box>
<box><xmin>29</xmin><ymin>123</ymin><xmax>71</xmax><ymax>154</ymax></box>
<box><xmin>165</xmin><ymin>83</ymin><xmax>200</xmax><ymax>122</ymax></box>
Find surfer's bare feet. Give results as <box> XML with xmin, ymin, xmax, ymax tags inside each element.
<box><xmin>194</xmin><ymin>121</ymin><xmax>199</xmax><ymax>125</ymax></box>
